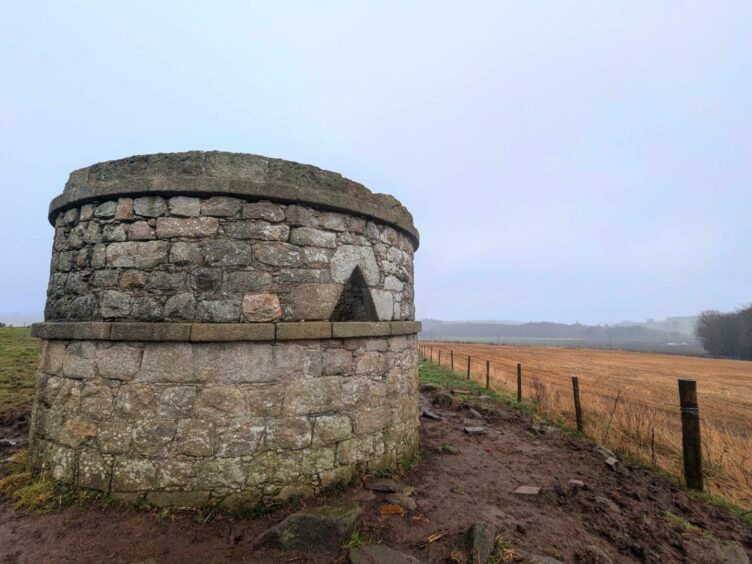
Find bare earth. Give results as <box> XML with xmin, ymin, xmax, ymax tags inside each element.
<box><xmin>1</xmin><ymin>388</ymin><xmax>750</xmax><ymax>563</ymax></box>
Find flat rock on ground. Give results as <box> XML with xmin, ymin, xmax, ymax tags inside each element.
<box><xmin>469</xmin><ymin>521</ymin><xmax>497</xmax><ymax>564</ymax></box>
<box><xmin>254</xmin><ymin>504</ymin><xmax>362</xmax><ymax>551</ymax></box>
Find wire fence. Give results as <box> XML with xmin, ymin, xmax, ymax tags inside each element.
<box><xmin>419</xmin><ymin>341</ymin><xmax>752</xmax><ymax>511</ymax></box>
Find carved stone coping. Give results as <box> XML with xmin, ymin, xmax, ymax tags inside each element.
<box><xmin>30</xmin><ymin>321</ymin><xmax>421</xmax><ymax>342</ymax></box>
<box><xmin>48</xmin><ymin>151</ymin><xmax>419</xmax><ymax>248</ymax></box>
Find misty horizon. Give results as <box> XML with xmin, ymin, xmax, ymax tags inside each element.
<box><xmin>2</xmin><ymin>2</ymin><xmax>750</xmax><ymax>325</ymax></box>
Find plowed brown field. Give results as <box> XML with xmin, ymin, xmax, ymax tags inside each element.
<box><xmin>421</xmin><ymin>342</ymin><xmax>752</xmax><ymax>510</ymax></box>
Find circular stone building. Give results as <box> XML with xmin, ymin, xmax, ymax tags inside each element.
<box><xmin>30</xmin><ymin>151</ymin><xmax>420</xmax><ymax>507</ymax></box>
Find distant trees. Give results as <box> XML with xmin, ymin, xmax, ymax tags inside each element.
<box><xmin>696</xmin><ymin>305</ymin><xmax>752</xmax><ymax>359</ymax></box>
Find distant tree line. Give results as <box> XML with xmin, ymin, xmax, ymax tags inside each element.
<box><xmin>420</xmin><ymin>319</ymin><xmax>688</xmax><ymax>342</ymax></box>
<box><xmin>696</xmin><ymin>306</ymin><xmax>752</xmax><ymax>359</ymax></box>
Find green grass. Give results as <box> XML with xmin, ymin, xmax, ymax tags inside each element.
<box><xmin>0</xmin><ymin>327</ymin><xmax>39</xmax><ymax>424</ymax></box>
<box><xmin>437</xmin><ymin>443</ymin><xmax>460</xmax><ymax>455</ymax></box>
<box><xmin>419</xmin><ymin>359</ymin><xmax>535</xmax><ymax>415</ymax></box>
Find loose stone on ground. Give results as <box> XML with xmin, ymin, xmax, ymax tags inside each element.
<box><xmin>254</xmin><ymin>504</ymin><xmax>362</xmax><ymax>551</ymax></box>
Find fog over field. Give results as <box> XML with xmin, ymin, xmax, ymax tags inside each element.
<box><xmin>420</xmin><ymin>316</ymin><xmax>704</xmax><ymax>354</ymax></box>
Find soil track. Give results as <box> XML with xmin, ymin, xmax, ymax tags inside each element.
<box><xmin>1</xmin><ymin>389</ymin><xmax>750</xmax><ymax>563</ymax></box>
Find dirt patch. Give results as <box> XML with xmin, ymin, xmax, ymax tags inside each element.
<box><xmin>1</xmin><ymin>391</ymin><xmax>750</xmax><ymax>563</ymax></box>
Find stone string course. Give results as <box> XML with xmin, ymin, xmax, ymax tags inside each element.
<box><xmin>31</xmin><ymin>334</ymin><xmax>419</xmax><ymax>506</ymax></box>
<box><xmin>46</xmin><ymin>196</ymin><xmax>415</xmax><ymax>324</ymax></box>
<box><xmin>32</xmin><ymin>320</ymin><xmax>421</xmax><ymax>342</ymax></box>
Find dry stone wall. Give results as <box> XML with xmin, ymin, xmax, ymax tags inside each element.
<box><xmin>46</xmin><ymin>196</ymin><xmax>414</xmax><ymax>324</ymax></box>
<box><xmin>31</xmin><ymin>151</ymin><xmax>420</xmax><ymax>508</ymax></box>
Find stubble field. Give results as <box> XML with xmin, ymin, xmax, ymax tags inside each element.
<box><xmin>421</xmin><ymin>341</ymin><xmax>752</xmax><ymax>510</ymax></box>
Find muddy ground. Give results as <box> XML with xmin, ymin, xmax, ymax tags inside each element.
<box><xmin>1</xmin><ymin>388</ymin><xmax>750</xmax><ymax>563</ymax></box>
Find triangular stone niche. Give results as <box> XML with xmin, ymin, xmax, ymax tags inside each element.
<box><xmin>329</xmin><ymin>266</ymin><xmax>378</xmax><ymax>322</ymax></box>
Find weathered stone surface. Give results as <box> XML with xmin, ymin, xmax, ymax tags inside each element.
<box><xmin>94</xmin><ymin>201</ymin><xmax>117</xmax><ymax>218</ymax></box>
<box><xmin>100</xmin><ymin>290</ymin><xmax>132</xmax><ymax>318</ymax></box>
<box><xmin>96</xmin><ymin>343</ymin><xmax>142</xmax><ymax>379</ymax></box>
<box><xmin>331</xmin><ymin>245</ymin><xmax>379</xmax><ymax>285</ymax></box>
<box><xmin>515</xmin><ymin>485</ymin><xmax>541</xmax><ymax>495</ymax></box>
<box><xmin>191</xmin><ymin>268</ymin><xmax>222</xmax><ymax>292</ymax></box>
<box><xmin>290</xmin><ymin>227</ymin><xmax>336</xmax><ymax>248</ymax></box>
<box><xmin>197</xmin><ymin>300</ymin><xmax>241</xmax><ymax>322</ymax></box>
<box><xmin>176</xmin><ymin>418</ymin><xmax>214</xmax><ymax>456</ymax></box>
<box><xmin>276</xmin><ymin>322</ymin><xmax>332</xmax><ymax>340</ymax></box>
<box><xmin>468</xmin><ymin>522</ymin><xmax>497</xmax><ymax>564</ymax></box>
<box><xmin>201</xmin><ymin>196</ymin><xmax>241</xmax><ymax>217</ymax></box>
<box><xmin>203</xmin><ymin>239</ymin><xmax>253</xmax><ymax>266</ymax></box>
<box><xmin>266</xmin><ymin>417</ymin><xmax>312</xmax><ymax>450</ymax></box>
<box><xmin>385</xmin><ymin>493</ymin><xmax>416</xmax><ymax>511</ymax></box>
<box><xmin>106</xmin><ymin>241</ymin><xmax>169</xmax><ymax>269</ymax></box>
<box><xmin>255</xmin><ymin>242</ymin><xmax>302</xmax><ymax>267</ymax></box>
<box><xmin>103</xmin><ymin>223</ymin><xmax>127</xmax><ymax>242</ymax></box>
<box><xmin>134</xmin><ymin>196</ymin><xmax>167</xmax><ymax>217</ymax></box>
<box><xmin>709</xmin><ymin>539</ymin><xmax>749</xmax><ymax>564</ymax></box>
<box><xmin>226</xmin><ymin>270</ymin><xmax>272</xmax><ymax>293</ymax></box>
<box><xmin>191</xmin><ymin>323</ymin><xmax>275</xmax><ymax>342</ymax></box>
<box><xmin>115</xmin><ymin>198</ymin><xmax>134</xmax><ymax>221</ymax></box>
<box><xmin>312</xmin><ymin>414</ymin><xmax>352</xmax><ymax>446</ymax></box>
<box><xmin>323</xmin><ymin>349</ymin><xmax>352</xmax><ymax>375</ymax></box>
<box><xmin>433</xmin><ymin>392</ymin><xmax>453</xmax><ymax>408</ymax></box>
<box><xmin>224</xmin><ymin>221</ymin><xmax>289</xmax><ymax>241</ymax></box>
<box><xmin>284</xmin><ymin>378</ymin><xmax>341</xmax><ymax>415</ymax></box>
<box><xmin>164</xmin><ymin>293</ymin><xmax>197</xmax><ymax>320</ymax></box>
<box><xmin>156</xmin><ymin>217</ymin><xmax>219</xmax><ymax>238</ymax></box>
<box><xmin>120</xmin><ymin>270</ymin><xmax>146</xmax><ymax>289</ymax></box>
<box><xmin>128</xmin><ymin>221</ymin><xmax>156</xmax><ymax>241</ymax></box>
<box><xmin>371</xmin><ymin>290</ymin><xmax>394</xmax><ymax>321</ymax></box>
<box><xmin>255</xmin><ymin>504</ymin><xmax>362</xmax><ymax>551</ymax></box>
<box><xmin>354</xmin><ymin>407</ymin><xmax>390</xmax><ymax>435</ymax></box>
<box><xmin>288</xmin><ymin>283</ymin><xmax>341</xmax><ymax>320</ymax></box>
<box><xmin>139</xmin><ymin>343</ymin><xmax>194</xmax><ymax>383</ymax></box>
<box><xmin>62</xmin><ymin>342</ymin><xmax>96</xmax><ymax>379</ymax></box>
<box><xmin>349</xmin><ymin>545</ymin><xmax>422</xmax><ymax>564</ymax></box>
<box><xmin>243</xmin><ymin>202</ymin><xmax>285</xmax><ymax>222</ymax></box>
<box><xmin>112</xmin><ymin>458</ymin><xmax>158</xmax><ymax>491</ymax></box>
<box><xmin>133</xmin><ymin>297</ymin><xmax>163</xmax><ymax>321</ymax></box>
<box><xmin>242</xmin><ymin>293</ymin><xmax>282</xmax><ymax>322</ymax></box>
<box><xmin>332</xmin><ymin>322</ymin><xmax>391</xmax><ymax>338</ymax></box>
<box><xmin>168</xmin><ymin>196</ymin><xmax>201</xmax><ymax>217</ymax></box>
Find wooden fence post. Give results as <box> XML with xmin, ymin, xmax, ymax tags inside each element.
<box><xmin>438</xmin><ymin>350</ymin><xmax>442</xmax><ymax>366</ymax></box>
<box><xmin>572</xmin><ymin>376</ymin><xmax>583</xmax><ymax>432</ymax></box>
<box><xmin>467</xmin><ymin>356</ymin><xmax>471</xmax><ymax>379</ymax></box>
<box><xmin>485</xmin><ymin>360</ymin><xmax>490</xmax><ymax>389</ymax></box>
<box><xmin>678</xmin><ymin>379</ymin><xmax>703</xmax><ymax>491</ymax></box>
<box><xmin>516</xmin><ymin>363</ymin><xmax>522</xmax><ymax>403</ymax></box>
<box><xmin>450</xmin><ymin>351</ymin><xmax>454</xmax><ymax>371</ymax></box>
<box><xmin>430</xmin><ymin>347</ymin><xmax>433</xmax><ymax>363</ymax></box>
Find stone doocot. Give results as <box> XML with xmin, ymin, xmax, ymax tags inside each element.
<box><xmin>30</xmin><ymin>152</ymin><xmax>421</xmax><ymax>507</ymax></box>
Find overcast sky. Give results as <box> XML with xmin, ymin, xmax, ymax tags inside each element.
<box><xmin>1</xmin><ymin>1</ymin><xmax>750</xmax><ymax>325</ymax></box>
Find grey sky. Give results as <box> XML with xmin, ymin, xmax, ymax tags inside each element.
<box><xmin>1</xmin><ymin>1</ymin><xmax>750</xmax><ymax>325</ymax></box>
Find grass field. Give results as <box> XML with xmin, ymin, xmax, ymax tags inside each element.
<box><xmin>421</xmin><ymin>341</ymin><xmax>752</xmax><ymax>511</ymax></box>
<box><xmin>0</xmin><ymin>328</ymin><xmax>38</xmax><ymax>427</ymax></box>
